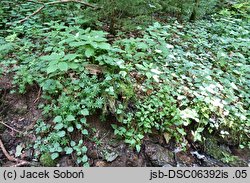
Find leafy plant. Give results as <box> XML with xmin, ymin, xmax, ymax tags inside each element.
<box><xmin>0</xmin><ymin>1</ymin><xmax>249</xmax><ymax>167</ymax></box>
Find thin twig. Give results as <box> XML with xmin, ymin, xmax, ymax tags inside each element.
<box><xmin>0</xmin><ymin>121</ymin><xmax>36</xmax><ymax>139</ymax></box>
<box><xmin>19</xmin><ymin>5</ymin><xmax>45</xmax><ymax>23</ymax></box>
<box><xmin>11</xmin><ymin>162</ymin><xmax>30</xmax><ymax>167</ymax></box>
<box><xmin>0</xmin><ymin>138</ymin><xmax>35</xmax><ymax>167</ymax></box>
<box><xmin>0</xmin><ymin>121</ymin><xmax>22</xmax><ymax>134</ymax></box>
<box><xmin>0</xmin><ymin>138</ymin><xmax>19</xmax><ymax>162</ymax></box>
<box><xmin>11</xmin><ymin>161</ymin><xmax>39</xmax><ymax>167</ymax></box>
<box><xmin>33</xmin><ymin>87</ymin><xmax>41</xmax><ymax>104</ymax></box>
<box><xmin>18</xmin><ymin>0</ymin><xmax>98</xmax><ymax>23</ymax></box>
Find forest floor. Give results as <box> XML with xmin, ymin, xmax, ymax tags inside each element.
<box><xmin>0</xmin><ymin>75</ymin><xmax>249</xmax><ymax>167</ymax></box>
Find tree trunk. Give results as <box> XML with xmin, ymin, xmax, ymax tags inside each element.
<box><xmin>189</xmin><ymin>0</ymin><xmax>200</xmax><ymax>22</ymax></box>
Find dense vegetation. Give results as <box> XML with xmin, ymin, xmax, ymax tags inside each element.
<box><xmin>0</xmin><ymin>0</ymin><xmax>249</xmax><ymax>166</ymax></box>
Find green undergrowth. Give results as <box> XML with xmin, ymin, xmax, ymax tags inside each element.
<box><xmin>0</xmin><ymin>14</ymin><xmax>249</xmax><ymax>165</ymax></box>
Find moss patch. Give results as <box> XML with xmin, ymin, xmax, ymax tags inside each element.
<box><xmin>204</xmin><ymin>138</ymin><xmax>247</xmax><ymax>167</ymax></box>
<box><xmin>40</xmin><ymin>152</ymin><xmax>57</xmax><ymax>167</ymax></box>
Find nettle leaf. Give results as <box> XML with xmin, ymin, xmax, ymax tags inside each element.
<box><xmin>137</xmin><ymin>42</ymin><xmax>148</xmax><ymax>50</ymax></box>
<box><xmin>49</xmin><ymin>60</ymin><xmax>59</xmax><ymax>66</ymax></box>
<box><xmin>76</xmin><ymin>123</ymin><xmax>82</xmax><ymax>129</ymax></box>
<box><xmin>69</xmin><ymin>63</ymin><xmax>79</xmax><ymax>69</ymax></box>
<box><xmin>0</xmin><ymin>43</ymin><xmax>13</xmax><ymax>51</ymax></box>
<box><xmin>41</xmin><ymin>52</ymin><xmax>63</xmax><ymax>61</ymax></box>
<box><xmin>69</xmin><ymin>41</ymin><xmax>87</xmax><ymax>47</ymax></box>
<box><xmin>58</xmin><ymin>62</ymin><xmax>68</xmax><ymax>71</ymax></box>
<box><xmin>63</xmin><ymin>54</ymin><xmax>78</xmax><ymax>61</ymax></box>
<box><xmin>47</xmin><ymin>65</ymin><xmax>58</xmax><ymax>74</ymax></box>
<box><xmin>135</xmin><ymin>64</ymin><xmax>148</xmax><ymax>71</ymax></box>
<box><xmin>85</xmin><ymin>47</ymin><xmax>95</xmax><ymax>58</ymax></box>
<box><xmin>97</xmin><ymin>42</ymin><xmax>111</xmax><ymax>50</ymax></box>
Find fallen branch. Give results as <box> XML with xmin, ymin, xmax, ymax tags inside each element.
<box><xmin>0</xmin><ymin>138</ymin><xmax>36</xmax><ymax>167</ymax></box>
<box><xmin>19</xmin><ymin>0</ymin><xmax>98</xmax><ymax>23</ymax></box>
<box><xmin>0</xmin><ymin>138</ymin><xmax>19</xmax><ymax>162</ymax></box>
<box><xmin>19</xmin><ymin>5</ymin><xmax>45</xmax><ymax>24</ymax></box>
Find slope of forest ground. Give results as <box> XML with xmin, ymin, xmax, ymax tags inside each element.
<box><xmin>0</xmin><ymin>0</ymin><xmax>249</xmax><ymax>167</ymax></box>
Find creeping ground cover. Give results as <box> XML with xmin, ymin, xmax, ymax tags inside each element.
<box><xmin>0</xmin><ymin>0</ymin><xmax>249</xmax><ymax>166</ymax></box>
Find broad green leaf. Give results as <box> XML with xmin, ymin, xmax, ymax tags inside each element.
<box><xmin>53</xmin><ymin>116</ymin><xmax>62</xmax><ymax>123</ymax></box>
<box><xmin>63</xmin><ymin>54</ymin><xmax>78</xmax><ymax>61</ymax></box>
<box><xmin>66</xmin><ymin>115</ymin><xmax>75</xmax><ymax>121</ymax></box>
<box><xmin>5</xmin><ymin>33</ymin><xmax>17</xmax><ymax>42</ymax></box>
<box><xmin>51</xmin><ymin>153</ymin><xmax>59</xmax><ymax>160</ymax></box>
<box><xmin>15</xmin><ymin>144</ymin><xmax>23</xmax><ymax>157</ymax></box>
<box><xmin>82</xmin><ymin>129</ymin><xmax>88</xmax><ymax>135</ymax></box>
<box><xmin>58</xmin><ymin>62</ymin><xmax>68</xmax><ymax>71</ymax></box>
<box><xmin>119</xmin><ymin>71</ymin><xmax>127</xmax><ymax>77</ymax></box>
<box><xmin>85</xmin><ymin>47</ymin><xmax>95</xmax><ymax>58</ymax></box>
<box><xmin>180</xmin><ymin>108</ymin><xmax>199</xmax><ymax>123</ymax></box>
<box><xmin>84</xmin><ymin>163</ymin><xmax>90</xmax><ymax>167</ymax></box>
<box><xmin>69</xmin><ymin>41</ymin><xmax>87</xmax><ymax>47</ymax></box>
<box><xmin>177</xmin><ymin>128</ymin><xmax>186</xmax><ymax>136</ymax></box>
<box><xmin>76</xmin><ymin>123</ymin><xmax>82</xmax><ymax>129</ymax></box>
<box><xmin>80</xmin><ymin>109</ymin><xmax>89</xmax><ymax>116</ymax></box>
<box><xmin>137</xmin><ymin>42</ymin><xmax>148</xmax><ymax>49</ymax></box>
<box><xmin>80</xmin><ymin>118</ymin><xmax>87</xmax><ymax>124</ymax></box>
<box><xmin>192</xmin><ymin>130</ymin><xmax>202</xmax><ymax>142</ymax></box>
<box><xmin>81</xmin><ymin>155</ymin><xmax>88</xmax><ymax>163</ymax></box>
<box><xmin>53</xmin><ymin>142</ymin><xmax>60</xmax><ymax>148</ymax></box>
<box><xmin>70</xmin><ymin>141</ymin><xmax>76</xmax><ymax>146</ymax></box>
<box><xmin>65</xmin><ymin>147</ymin><xmax>73</xmax><ymax>154</ymax></box>
<box><xmin>82</xmin><ymin>146</ymin><xmax>88</xmax><ymax>153</ymax></box>
<box><xmin>0</xmin><ymin>43</ymin><xmax>13</xmax><ymax>51</ymax></box>
<box><xmin>69</xmin><ymin>63</ymin><xmax>78</xmax><ymax>69</ymax></box>
<box><xmin>54</xmin><ymin>123</ymin><xmax>64</xmax><ymax>130</ymax></box>
<box><xmin>47</xmin><ymin>65</ymin><xmax>58</xmax><ymax>74</ymax></box>
<box><xmin>48</xmin><ymin>60</ymin><xmax>59</xmax><ymax>66</ymax></box>
<box><xmin>136</xmin><ymin>144</ymin><xmax>141</xmax><ymax>152</ymax></box>
<box><xmin>67</xmin><ymin>126</ymin><xmax>74</xmax><ymax>132</ymax></box>
<box><xmin>41</xmin><ymin>52</ymin><xmax>63</xmax><ymax>61</ymax></box>
<box><xmin>135</xmin><ymin>64</ymin><xmax>147</xmax><ymax>71</ymax></box>
<box><xmin>97</xmin><ymin>42</ymin><xmax>111</xmax><ymax>50</ymax></box>
<box><xmin>57</xmin><ymin>130</ymin><xmax>66</xmax><ymax>137</ymax></box>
